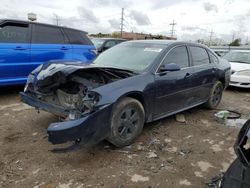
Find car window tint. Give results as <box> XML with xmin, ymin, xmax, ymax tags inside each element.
<box><xmin>32</xmin><ymin>25</ymin><xmax>65</xmax><ymax>44</ymax></box>
<box><xmin>0</xmin><ymin>23</ymin><xmax>29</xmax><ymax>43</ymax></box>
<box><xmin>104</xmin><ymin>40</ymin><xmax>117</xmax><ymax>48</ymax></box>
<box><xmin>163</xmin><ymin>46</ymin><xmax>189</xmax><ymax>68</ymax></box>
<box><xmin>209</xmin><ymin>51</ymin><xmax>219</xmax><ymax>63</ymax></box>
<box><xmin>64</xmin><ymin>29</ymin><xmax>92</xmax><ymax>45</ymax></box>
<box><xmin>190</xmin><ymin>46</ymin><xmax>210</xmax><ymax>66</ymax></box>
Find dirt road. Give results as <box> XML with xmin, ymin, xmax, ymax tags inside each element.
<box><xmin>0</xmin><ymin>86</ymin><xmax>249</xmax><ymax>188</ymax></box>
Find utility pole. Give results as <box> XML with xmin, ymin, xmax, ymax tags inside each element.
<box><xmin>209</xmin><ymin>29</ymin><xmax>214</xmax><ymax>46</ymax></box>
<box><xmin>54</xmin><ymin>14</ymin><xmax>59</xmax><ymax>26</ymax></box>
<box><xmin>169</xmin><ymin>20</ymin><xmax>177</xmax><ymax>39</ymax></box>
<box><xmin>120</xmin><ymin>8</ymin><xmax>124</xmax><ymax>38</ymax></box>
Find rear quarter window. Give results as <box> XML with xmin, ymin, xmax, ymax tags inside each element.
<box><xmin>63</xmin><ymin>29</ymin><xmax>92</xmax><ymax>45</ymax></box>
<box><xmin>190</xmin><ymin>46</ymin><xmax>210</xmax><ymax>66</ymax></box>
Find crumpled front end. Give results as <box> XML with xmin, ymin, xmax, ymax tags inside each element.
<box><xmin>21</xmin><ymin>62</ymin><xmax>133</xmax><ymax>145</ymax></box>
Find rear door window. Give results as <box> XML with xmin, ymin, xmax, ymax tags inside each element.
<box><xmin>162</xmin><ymin>46</ymin><xmax>189</xmax><ymax>68</ymax></box>
<box><xmin>190</xmin><ymin>46</ymin><xmax>210</xmax><ymax>66</ymax></box>
<box><xmin>63</xmin><ymin>29</ymin><xmax>92</xmax><ymax>45</ymax></box>
<box><xmin>32</xmin><ymin>24</ymin><xmax>65</xmax><ymax>44</ymax></box>
<box><xmin>0</xmin><ymin>23</ymin><xmax>29</xmax><ymax>43</ymax></box>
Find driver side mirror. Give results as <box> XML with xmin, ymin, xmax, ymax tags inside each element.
<box><xmin>159</xmin><ymin>63</ymin><xmax>181</xmax><ymax>72</ymax></box>
<box><xmin>234</xmin><ymin>119</ymin><xmax>250</xmax><ymax>167</ymax></box>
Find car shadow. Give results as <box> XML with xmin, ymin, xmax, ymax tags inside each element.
<box><xmin>226</xmin><ymin>86</ymin><xmax>250</xmax><ymax>93</ymax></box>
<box><xmin>0</xmin><ymin>85</ymin><xmax>24</xmax><ymax>96</ymax></box>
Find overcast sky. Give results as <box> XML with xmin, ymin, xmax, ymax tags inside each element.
<box><xmin>1</xmin><ymin>0</ymin><xmax>250</xmax><ymax>43</ymax></box>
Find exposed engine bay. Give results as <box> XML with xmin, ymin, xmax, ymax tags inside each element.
<box><xmin>26</xmin><ymin>67</ymin><xmax>133</xmax><ymax>119</ymax></box>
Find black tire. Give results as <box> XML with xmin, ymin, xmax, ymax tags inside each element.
<box><xmin>107</xmin><ymin>97</ymin><xmax>145</xmax><ymax>147</ymax></box>
<box><xmin>205</xmin><ymin>81</ymin><xmax>223</xmax><ymax>109</ymax></box>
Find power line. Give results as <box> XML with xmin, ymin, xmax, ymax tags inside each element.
<box><xmin>170</xmin><ymin>20</ymin><xmax>177</xmax><ymax>38</ymax></box>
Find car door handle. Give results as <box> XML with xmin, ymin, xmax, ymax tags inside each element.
<box><xmin>14</xmin><ymin>46</ymin><xmax>27</xmax><ymax>50</ymax></box>
<box><xmin>185</xmin><ymin>72</ymin><xmax>192</xmax><ymax>78</ymax></box>
<box><xmin>60</xmin><ymin>46</ymin><xmax>69</xmax><ymax>50</ymax></box>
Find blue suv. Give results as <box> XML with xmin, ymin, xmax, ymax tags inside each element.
<box><xmin>0</xmin><ymin>19</ymin><xmax>96</xmax><ymax>86</ymax></box>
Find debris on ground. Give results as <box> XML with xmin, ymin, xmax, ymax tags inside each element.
<box><xmin>225</xmin><ymin>118</ymin><xmax>248</xmax><ymax>128</ymax></box>
<box><xmin>175</xmin><ymin>114</ymin><xmax>186</xmax><ymax>123</ymax></box>
<box><xmin>131</xmin><ymin>174</ymin><xmax>149</xmax><ymax>182</ymax></box>
<box><xmin>214</xmin><ymin>110</ymin><xmax>230</xmax><ymax>120</ymax></box>
<box><xmin>147</xmin><ymin>151</ymin><xmax>158</xmax><ymax>158</ymax></box>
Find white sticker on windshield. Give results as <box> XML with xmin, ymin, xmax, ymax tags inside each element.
<box><xmin>144</xmin><ymin>48</ymin><xmax>162</xmax><ymax>52</ymax></box>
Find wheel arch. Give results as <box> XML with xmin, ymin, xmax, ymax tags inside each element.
<box><xmin>117</xmin><ymin>91</ymin><xmax>150</xmax><ymax>122</ymax></box>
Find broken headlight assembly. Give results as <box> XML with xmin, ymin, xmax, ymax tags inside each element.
<box><xmin>24</xmin><ymin>64</ymin><xmax>44</xmax><ymax>92</ymax></box>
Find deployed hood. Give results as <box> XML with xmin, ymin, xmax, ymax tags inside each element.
<box><xmin>230</xmin><ymin>62</ymin><xmax>250</xmax><ymax>72</ymax></box>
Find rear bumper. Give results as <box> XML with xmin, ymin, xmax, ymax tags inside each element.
<box><xmin>20</xmin><ymin>92</ymin><xmax>113</xmax><ymax>145</ymax></box>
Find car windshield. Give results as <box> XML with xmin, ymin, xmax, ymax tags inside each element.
<box><xmin>91</xmin><ymin>38</ymin><xmax>105</xmax><ymax>48</ymax></box>
<box><xmin>223</xmin><ymin>51</ymin><xmax>250</xmax><ymax>64</ymax></box>
<box><xmin>93</xmin><ymin>42</ymin><xmax>166</xmax><ymax>72</ymax></box>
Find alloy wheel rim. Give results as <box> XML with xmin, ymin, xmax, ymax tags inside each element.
<box><xmin>212</xmin><ymin>85</ymin><xmax>222</xmax><ymax>106</ymax></box>
<box><xmin>117</xmin><ymin>107</ymin><xmax>139</xmax><ymax>139</ymax></box>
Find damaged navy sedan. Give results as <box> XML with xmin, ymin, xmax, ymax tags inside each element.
<box><xmin>20</xmin><ymin>40</ymin><xmax>231</xmax><ymax>147</ymax></box>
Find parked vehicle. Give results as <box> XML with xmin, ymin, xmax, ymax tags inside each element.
<box><xmin>0</xmin><ymin>19</ymin><xmax>96</xmax><ymax>86</ymax></box>
<box><xmin>223</xmin><ymin>50</ymin><xmax>250</xmax><ymax>88</ymax></box>
<box><xmin>20</xmin><ymin>40</ymin><xmax>230</xmax><ymax>148</ymax></box>
<box><xmin>90</xmin><ymin>38</ymin><xmax>126</xmax><ymax>53</ymax></box>
<box><xmin>212</xmin><ymin>49</ymin><xmax>229</xmax><ymax>57</ymax></box>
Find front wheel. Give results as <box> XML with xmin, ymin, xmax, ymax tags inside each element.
<box><xmin>205</xmin><ymin>81</ymin><xmax>223</xmax><ymax>109</ymax></box>
<box><xmin>107</xmin><ymin>97</ymin><xmax>145</xmax><ymax>147</ymax></box>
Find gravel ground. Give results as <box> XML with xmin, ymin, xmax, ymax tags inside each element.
<box><xmin>0</xmin><ymin>86</ymin><xmax>249</xmax><ymax>188</ymax></box>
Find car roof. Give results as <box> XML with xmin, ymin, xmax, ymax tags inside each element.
<box><xmin>0</xmin><ymin>19</ymin><xmax>87</xmax><ymax>34</ymax></box>
<box><xmin>126</xmin><ymin>40</ymin><xmax>207</xmax><ymax>47</ymax></box>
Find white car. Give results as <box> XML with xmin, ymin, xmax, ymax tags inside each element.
<box><xmin>223</xmin><ymin>50</ymin><xmax>250</xmax><ymax>88</ymax></box>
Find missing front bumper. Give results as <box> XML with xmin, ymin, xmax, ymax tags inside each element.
<box><xmin>20</xmin><ymin>92</ymin><xmax>113</xmax><ymax>146</ymax></box>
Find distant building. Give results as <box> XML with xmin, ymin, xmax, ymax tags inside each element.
<box><xmin>122</xmin><ymin>31</ymin><xmax>176</xmax><ymax>40</ymax></box>
<box><xmin>89</xmin><ymin>33</ymin><xmax>111</xmax><ymax>38</ymax></box>
<box><xmin>89</xmin><ymin>31</ymin><xmax>176</xmax><ymax>40</ymax></box>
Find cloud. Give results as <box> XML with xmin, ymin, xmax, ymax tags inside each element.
<box><xmin>88</xmin><ymin>0</ymin><xmax>132</xmax><ymax>8</ymax></box>
<box><xmin>77</xmin><ymin>7</ymin><xmax>99</xmax><ymax>23</ymax></box>
<box><xmin>151</xmin><ymin>0</ymin><xmax>183</xmax><ymax>9</ymax></box>
<box><xmin>129</xmin><ymin>10</ymin><xmax>151</xmax><ymax>25</ymax></box>
<box><xmin>108</xmin><ymin>19</ymin><xmax>120</xmax><ymax>29</ymax></box>
<box><xmin>203</xmin><ymin>2</ymin><xmax>218</xmax><ymax>13</ymax></box>
<box><xmin>181</xmin><ymin>26</ymin><xmax>207</xmax><ymax>32</ymax></box>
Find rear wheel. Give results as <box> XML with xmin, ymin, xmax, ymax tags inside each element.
<box><xmin>205</xmin><ymin>81</ymin><xmax>223</xmax><ymax>109</ymax></box>
<box><xmin>107</xmin><ymin>97</ymin><xmax>145</xmax><ymax>147</ymax></box>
